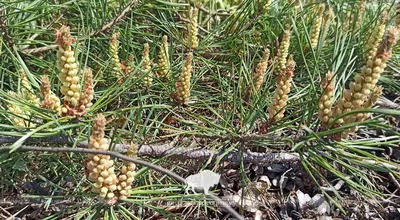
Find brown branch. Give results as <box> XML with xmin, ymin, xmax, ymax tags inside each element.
<box><xmin>0</xmin><ymin>145</ymin><xmax>244</xmax><ymax>220</ymax></box>
<box><xmin>4</xmin><ymin>134</ymin><xmax>398</xmax><ymax>171</ymax></box>
<box><xmin>20</xmin><ymin>45</ymin><xmax>58</xmax><ymax>55</ymax></box>
<box><xmin>3</xmin><ymin>135</ymin><xmax>398</xmax><ymax>171</ymax></box>
<box><xmin>0</xmin><ymin>134</ymin><xmax>299</xmax><ymax>165</ymax></box>
<box><xmin>90</xmin><ymin>0</ymin><xmax>140</xmax><ymax>37</ymax></box>
<box><xmin>0</xmin><ymin>134</ymin><xmax>72</xmax><ymax>145</ymax></box>
<box><xmin>108</xmin><ymin>142</ymin><xmax>300</xmax><ymax>166</ymax></box>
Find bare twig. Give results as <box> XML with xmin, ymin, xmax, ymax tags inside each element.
<box><xmin>208</xmin><ymin>194</ymin><xmax>244</xmax><ymax>219</ymax></box>
<box><xmin>0</xmin><ymin>134</ymin><xmax>72</xmax><ymax>145</ymax></box>
<box><xmin>90</xmin><ymin>0</ymin><xmax>140</xmax><ymax>37</ymax></box>
<box><xmin>0</xmin><ymin>198</ymin><xmax>77</xmax><ymax>207</ymax></box>
<box><xmin>20</xmin><ymin>45</ymin><xmax>58</xmax><ymax>54</ymax></box>
<box><xmin>389</xmin><ymin>173</ymin><xmax>400</xmax><ymax>191</ymax></box>
<box><xmin>0</xmin><ymin>145</ymin><xmax>244</xmax><ymax>220</ymax></box>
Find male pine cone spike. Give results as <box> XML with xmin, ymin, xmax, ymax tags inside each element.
<box><xmin>142</xmin><ymin>43</ymin><xmax>152</xmax><ymax>87</ymax></box>
<box><xmin>20</xmin><ymin>70</ymin><xmax>40</xmax><ymax>106</ymax></box>
<box><xmin>350</xmin><ymin>26</ymin><xmax>399</xmax><ymax>111</ymax></box>
<box><xmin>245</xmin><ymin>48</ymin><xmax>270</xmax><ymax>101</ymax></box>
<box><xmin>275</xmin><ymin>26</ymin><xmax>291</xmax><ymax>75</ymax></box>
<box><xmin>318</xmin><ymin>72</ymin><xmax>334</xmax><ymax>129</ymax></box>
<box><xmin>263</xmin><ymin>0</ymin><xmax>271</xmax><ymax>13</ymax></box>
<box><xmin>157</xmin><ymin>35</ymin><xmax>170</xmax><ymax>79</ymax></box>
<box><xmin>126</xmin><ymin>55</ymin><xmax>135</xmax><ymax>75</ymax></box>
<box><xmin>253</xmin><ymin>49</ymin><xmax>270</xmax><ymax>92</ymax></box>
<box><xmin>78</xmin><ymin>68</ymin><xmax>94</xmax><ymax>112</ymax></box>
<box><xmin>355</xmin><ymin>0</ymin><xmax>366</xmax><ymax>27</ymax></box>
<box><xmin>343</xmin><ymin>11</ymin><xmax>352</xmax><ymax>32</ymax></box>
<box><xmin>7</xmin><ymin>105</ymin><xmax>28</xmax><ymax>127</ymax></box>
<box><xmin>358</xmin><ymin>86</ymin><xmax>382</xmax><ymax>122</ymax></box>
<box><xmin>109</xmin><ymin>32</ymin><xmax>123</xmax><ymax>79</ymax></box>
<box><xmin>365</xmin><ymin>12</ymin><xmax>387</xmax><ymax>61</ymax></box>
<box><xmin>333</xmin><ymin>27</ymin><xmax>399</xmax><ymax>138</ymax></box>
<box><xmin>117</xmin><ymin>144</ymin><xmax>137</xmax><ymax>200</ymax></box>
<box><xmin>85</xmin><ymin>114</ymin><xmax>118</xmax><ymax>201</ymax></box>
<box><xmin>346</xmin><ymin>86</ymin><xmax>383</xmax><ymax>136</ymax></box>
<box><xmin>290</xmin><ymin>0</ymin><xmax>300</xmax><ymax>13</ymax></box>
<box><xmin>40</xmin><ymin>75</ymin><xmax>51</xmax><ymax>100</ymax></box>
<box><xmin>188</xmin><ymin>7</ymin><xmax>199</xmax><ymax>49</ymax></box>
<box><xmin>268</xmin><ymin>55</ymin><xmax>295</xmax><ymax>122</ymax></box>
<box><xmin>56</xmin><ymin>26</ymin><xmax>81</xmax><ymax>111</ymax></box>
<box><xmin>40</xmin><ymin>76</ymin><xmax>62</xmax><ymax>115</ymax></box>
<box><xmin>322</xmin><ymin>6</ymin><xmax>335</xmax><ymax>35</ymax></box>
<box><xmin>175</xmin><ymin>52</ymin><xmax>193</xmax><ymax>105</ymax></box>
<box><xmin>7</xmin><ymin>92</ymin><xmax>35</xmax><ymax>128</ymax></box>
<box><xmin>396</xmin><ymin>2</ymin><xmax>400</xmax><ymax>29</ymax></box>
<box><xmin>310</xmin><ymin>4</ymin><xmax>324</xmax><ymax>49</ymax></box>
<box><xmin>338</xmin><ymin>88</ymin><xmax>379</xmax><ymax>139</ymax></box>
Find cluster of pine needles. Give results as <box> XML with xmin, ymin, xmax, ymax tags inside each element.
<box><xmin>1</xmin><ymin>0</ymin><xmax>400</xmax><ymax>218</ymax></box>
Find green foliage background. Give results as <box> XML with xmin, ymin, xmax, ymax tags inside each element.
<box><xmin>1</xmin><ymin>0</ymin><xmax>400</xmax><ymax>218</ymax></box>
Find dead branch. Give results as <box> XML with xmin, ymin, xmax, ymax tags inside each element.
<box><xmin>113</xmin><ymin>143</ymin><xmax>300</xmax><ymax>166</ymax></box>
<box><xmin>0</xmin><ymin>134</ymin><xmax>72</xmax><ymax>145</ymax></box>
<box><xmin>0</xmin><ymin>134</ymin><xmax>300</xmax><ymax>165</ymax></box>
<box><xmin>2</xmin><ymin>134</ymin><xmax>397</xmax><ymax>171</ymax></box>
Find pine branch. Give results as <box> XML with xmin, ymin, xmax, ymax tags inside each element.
<box><xmin>0</xmin><ymin>145</ymin><xmax>244</xmax><ymax>220</ymax></box>
<box><xmin>0</xmin><ymin>134</ymin><xmax>300</xmax><ymax>165</ymax></box>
